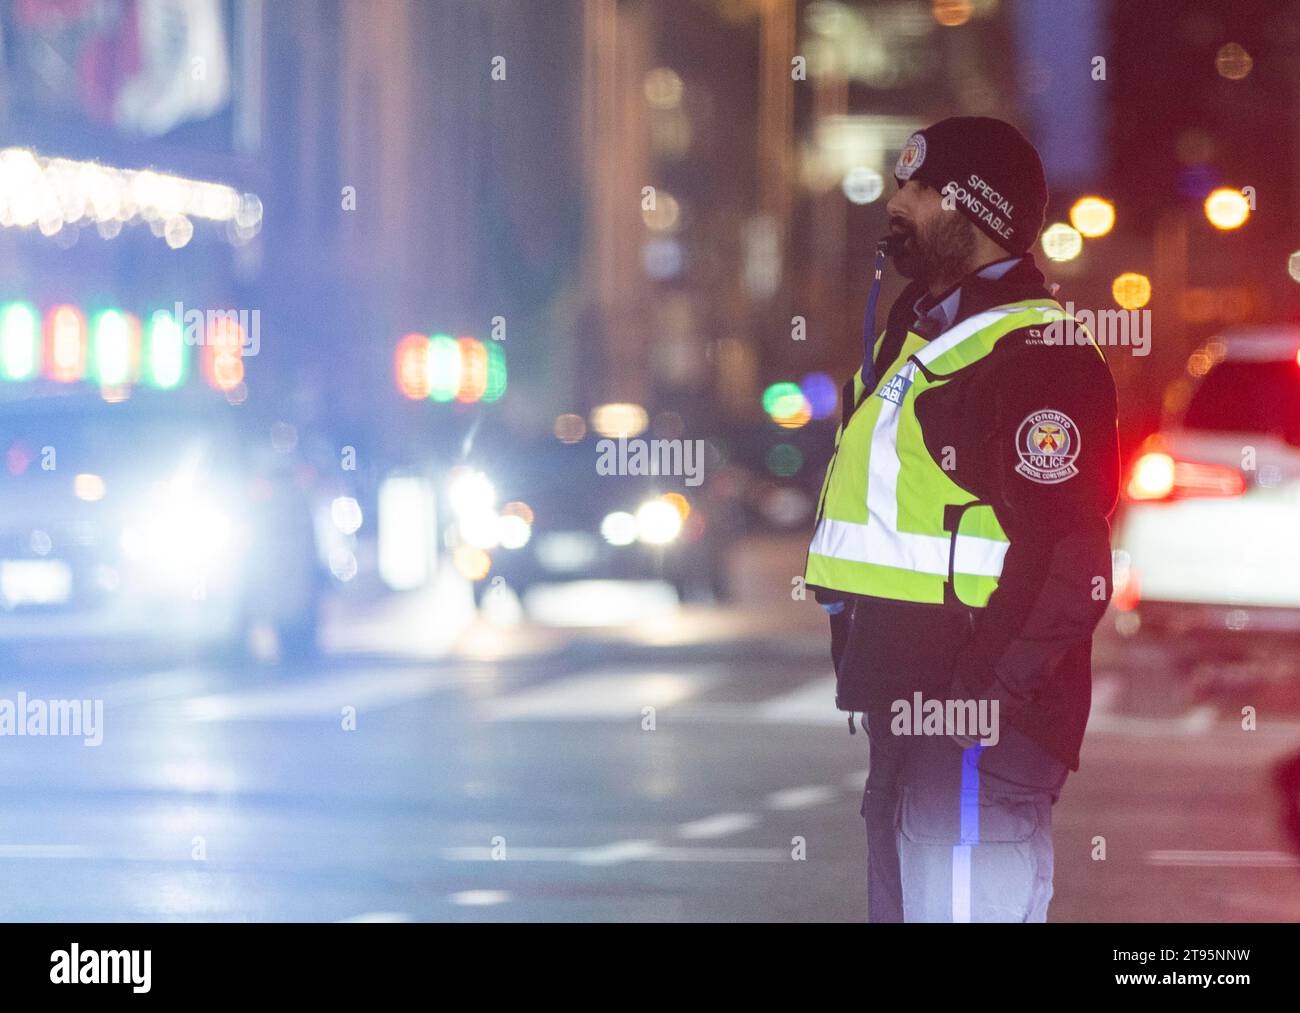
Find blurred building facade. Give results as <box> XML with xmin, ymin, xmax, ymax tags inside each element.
<box><xmin>0</xmin><ymin>0</ymin><xmax>263</xmax><ymax>399</ymax></box>
<box><xmin>4</xmin><ymin>0</ymin><xmax>1296</xmax><ymax>463</ymax></box>
<box><xmin>263</xmin><ymin>0</ymin><xmax>587</xmax><ymax>454</ymax></box>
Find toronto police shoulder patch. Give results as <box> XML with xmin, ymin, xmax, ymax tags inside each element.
<box><xmin>1014</xmin><ymin>409</ymin><xmax>1081</xmax><ymax>484</ymax></box>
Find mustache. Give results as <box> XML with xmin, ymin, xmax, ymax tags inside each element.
<box><xmin>880</xmin><ymin>221</ymin><xmax>914</xmax><ymax>256</ymax></box>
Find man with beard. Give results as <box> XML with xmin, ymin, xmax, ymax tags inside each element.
<box><xmin>804</xmin><ymin>118</ymin><xmax>1120</xmax><ymax>922</ymax></box>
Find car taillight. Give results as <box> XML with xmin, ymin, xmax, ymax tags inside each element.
<box><xmin>1127</xmin><ymin>452</ymin><xmax>1175</xmax><ymax>499</ymax></box>
<box><xmin>1111</xmin><ymin>552</ymin><xmax>1140</xmax><ymax>611</ymax></box>
<box><xmin>1125</xmin><ymin>451</ymin><xmax>1246</xmax><ymax>501</ymax></box>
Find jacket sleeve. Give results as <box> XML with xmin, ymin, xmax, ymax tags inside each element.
<box><xmin>950</xmin><ymin>336</ymin><xmax>1120</xmax><ymax>712</ymax></box>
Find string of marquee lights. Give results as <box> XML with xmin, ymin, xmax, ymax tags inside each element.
<box><xmin>0</xmin><ymin>147</ymin><xmax>263</xmax><ymax>249</ymax></box>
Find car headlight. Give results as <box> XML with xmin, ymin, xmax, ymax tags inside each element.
<box><xmin>459</xmin><ymin>512</ymin><xmax>501</xmax><ymax>550</ymax></box>
<box><xmin>331</xmin><ymin>496</ymin><xmax>363</xmax><ymax>534</ymax></box>
<box><xmin>448</xmin><ymin>468</ymin><xmax>496</xmax><ymax>518</ymax></box>
<box><xmin>600</xmin><ymin>511</ymin><xmax>638</xmax><ymax>546</ymax></box>
<box><xmin>498</xmin><ymin>513</ymin><xmax>531</xmax><ymax>549</ymax></box>
<box><xmin>635</xmin><ymin>498</ymin><xmax>683</xmax><ymax>545</ymax></box>
<box><xmin>121</xmin><ymin>485</ymin><xmax>236</xmax><ymax>582</ymax></box>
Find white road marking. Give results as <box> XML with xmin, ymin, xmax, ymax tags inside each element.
<box><xmin>439</xmin><ymin>844</ymin><xmax>786</xmax><ymax>864</ymax></box>
<box><xmin>440</xmin><ymin>840</ymin><xmax>658</xmax><ymax>865</ymax></box>
<box><xmin>448</xmin><ymin>891</ymin><xmax>511</xmax><ymax>907</ymax></box>
<box><xmin>764</xmin><ymin>785</ymin><xmax>837</xmax><ymax>810</ymax></box>
<box><xmin>635</xmin><ymin>847</ymin><xmax>787</xmax><ymax>863</ymax></box>
<box><xmin>576</xmin><ymin>840</ymin><xmax>661</xmax><ymax>865</ymax></box>
<box><xmin>842</xmin><ymin>769</ymin><xmax>870</xmax><ymax>791</ymax></box>
<box><xmin>676</xmin><ymin>813</ymin><xmax>758</xmax><ymax>840</ymax></box>
<box><xmin>1084</xmin><ymin>710</ymin><xmax>1300</xmax><ymax>737</ymax></box>
<box><xmin>480</xmin><ymin>669</ymin><xmax>713</xmax><ymax>722</ymax></box>
<box><xmin>0</xmin><ymin>844</ymin><xmax>95</xmax><ymax>859</ymax></box>
<box><xmin>752</xmin><ymin>675</ymin><xmax>840</xmax><ymax>725</ymax></box>
<box><xmin>183</xmin><ymin>667</ymin><xmax>457</xmax><ymax>721</ymax></box>
<box><xmin>442</xmin><ymin>846</ymin><xmax>594</xmax><ymax>863</ymax></box>
<box><xmin>1181</xmin><ymin>704</ymin><xmax>1218</xmax><ymax>733</ymax></box>
<box><xmin>96</xmin><ymin>668</ymin><xmax>213</xmax><ymax>704</ymax></box>
<box><xmin>1147</xmin><ymin>850</ymin><xmax>1300</xmax><ymax>868</ymax></box>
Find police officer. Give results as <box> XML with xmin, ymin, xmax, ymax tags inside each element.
<box><xmin>805</xmin><ymin>117</ymin><xmax>1120</xmax><ymax>922</ymax></box>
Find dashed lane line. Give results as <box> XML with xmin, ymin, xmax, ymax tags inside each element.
<box><xmin>676</xmin><ymin>813</ymin><xmax>760</xmax><ymax>840</ymax></box>
<box><xmin>764</xmin><ymin>785</ymin><xmax>838</xmax><ymax>810</ymax></box>
<box><xmin>480</xmin><ymin>668</ymin><xmax>716</xmax><ymax>722</ymax></box>
<box><xmin>439</xmin><ymin>843</ymin><xmax>788</xmax><ymax>864</ymax></box>
<box><xmin>1146</xmin><ymin>850</ymin><xmax>1300</xmax><ymax>868</ymax></box>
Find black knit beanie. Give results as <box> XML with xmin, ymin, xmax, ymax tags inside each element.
<box><xmin>893</xmin><ymin>116</ymin><xmax>1048</xmax><ymax>255</ymax></box>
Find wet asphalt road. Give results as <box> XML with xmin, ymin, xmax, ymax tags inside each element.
<box><xmin>2</xmin><ymin>604</ymin><xmax>1299</xmax><ymax>923</ymax></box>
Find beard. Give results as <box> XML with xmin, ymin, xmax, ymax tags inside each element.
<box><xmin>890</xmin><ymin>212</ymin><xmax>979</xmax><ymax>287</ymax></box>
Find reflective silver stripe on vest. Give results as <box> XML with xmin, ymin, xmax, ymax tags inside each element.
<box><xmin>807</xmin><ymin>518</ymin><xmax>1007</xmax><ymax>577</ymax></box>
<box><xmin>914</xmin><ymin>304</ymin><xmax>1063</xmax><ymax>367</ymax></box>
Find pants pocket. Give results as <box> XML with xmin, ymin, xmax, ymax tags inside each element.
<box><xmin>897</xmin><ymin>786</ymin><xmax>1052</xmax><ymax>922</ymax></box>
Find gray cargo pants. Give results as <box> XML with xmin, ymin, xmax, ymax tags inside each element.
<box><xmin>861</xmin><ymin>709</ymin><xmax>1066</xmax><ymax>923</ymax></box>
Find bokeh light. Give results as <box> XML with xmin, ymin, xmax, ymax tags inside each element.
<box><xmin>46</xmin><ymin>305</ymin><xmax>87</xmax><ymax>383</ymax></box>
<box><xmin>1069</xmin><ymin>196</ymin><xmax>1115</xmax><ymax>238</ymax></box>
<box><xmin>427</xmin><ymin>333</ymin><xmax>460</xmax><ymax>402</ymax></box>
<box><xmin>554</xmin><ymin>413</ymin><xmax>587</xmax><ymax>443</ymax></box>
<box><xmin>395</xmin><ymin>333</ymin><xmax>430</xmax><ymax>400</ymax></box>
<box><xmin>0</xmin><ymin>301</ymin><xmax>40</xmax><ymax>381</ymax></box>
<box><xmin>1111</xmin><ymin>272</ymin><xmax>1152</xmax><ymax>310</ymax></box>
<box><xmin>643</xmin><ymin>67</ymin><xmax>684</xmax><ymax>110</ymax></box>
<box><xmin>591</xmin><ymin>403</ymin><xmax>648</xmax><ymax>438</ymax></box>
<box><xmin>800</xmin><ymin>372</ymin><xmax>838</xmax><ymax>420</ymax></box>
<box><xmin>767</xmin><ymin>443</ymin><xmax>803</xmax><ymax>477</ymax></box>
<box><xmin>842</xmin><ymin>167</ymin><xmax>883</xmax><ymax>205</ymax></box>
<box><xmin>1215</xmin><ymin>42</ymin><xmax>1252</xmax><ymax>80</ymax></box>
<box><xmin>932</xmin><ymin>0</ymin><xmax>973</xmax><ymax>27</ymax></box>
<box><xmin>1040</xmin><ymin>222</ymin><xmax>1083</xmax><ymax>262</ymax></box>
<box><xmin>1204</xmin><ymin>187</ymin><xmax>1249</xmax><ymax>230</ymax></box>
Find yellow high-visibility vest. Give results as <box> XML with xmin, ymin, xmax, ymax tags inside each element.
<box><xmin>806</xmin><ymin>299</ymin><xmax>1094</xmax><ymax>607</ymax></box>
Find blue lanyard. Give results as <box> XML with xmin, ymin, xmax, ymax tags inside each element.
<box><xmin>859</xmin><ymin>239</ymin><xmax>890</xmax><ymax>397</ymax></box>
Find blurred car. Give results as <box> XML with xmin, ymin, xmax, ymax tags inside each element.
<box><xmin>1113</xmin><ymin>327</ymin><xmax>1300</xmax><ymax>638</ymax></box>
<box><xmin>0</xmin><ymin>390</ymin><xmax>326</xmax><ymax>655</ymax></box>
<box><xmin>443</xmin><ymin>426</ymin><xmax>738</xmax><ymax>607</ymax></box>
<box><xmin>710</xmin><ymin>416</ymin><xmax>837</xmax><ymax>534</ymax></box>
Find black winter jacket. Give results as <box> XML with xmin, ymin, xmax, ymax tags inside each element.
<box><xmin>817</xmin><ymin>254</ymin><xmax>1120</xmax><ymax>772</ymax></box>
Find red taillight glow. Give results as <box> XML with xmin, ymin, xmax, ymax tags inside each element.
<box><xmin>1127</xmin><ymin>452</ymin><xmax>1176</xmax><ymax>500</ymax></box>
<box><xmin>1112</xmin><ymin>564</ymin><xmax>1140</xmax><ymax>612</ymax></box>
<box><xmin>395</xmin><ymin>333</ymin><xmax>431</xmax><ymax>400</ymax></box>
<box><xmin>202</xmin><ymin>318</ymin><xmax>244</xmax><ymax>392</ymax></box>
<box><xmin>1126</xmin><ymin>450</ymin><xmax>1246</xmax><ymax>501</ymax></box>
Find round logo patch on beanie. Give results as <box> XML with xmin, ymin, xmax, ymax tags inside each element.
<box><xmin>895</xmin><ymin>133</ymin><xmax>926</xmax><ymax>180</ymax></box>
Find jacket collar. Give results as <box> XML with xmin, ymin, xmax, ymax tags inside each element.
<box><xmin>894</xmin><ymin>252</ymin><xmax>1053</xmax><ymax>341</ymax></box>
